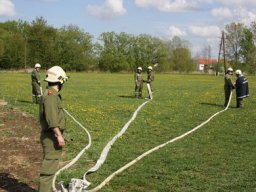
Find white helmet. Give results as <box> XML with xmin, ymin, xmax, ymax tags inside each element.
<box><xmin>137</xmin><ymin>67</ymin><xmax>142</xmax><ymax>71</ymax></box>
<box><xmin>235</xmin><ymin>69</ymin><xmax>242</xmax><ymax>75</ymax></box>
<box><xmin>227</xmin><ymin>67</ymin><xmax>233</xmax><ymax>72</ymax></box>
<box><xmin>45</xmin><ymin>66</ymin><xmax>68</xmax><ymax>84</ymax></box>
<box><xmin>35</xmin><ymin>63</ymin><xmax>41</xmax><ymax>68</ymax></box>
<box><xmin>148</xmin><ymin>66</ymin><xmax>153</xmax><ymax>70</ymax></box>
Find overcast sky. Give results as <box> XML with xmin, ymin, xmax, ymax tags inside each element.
<box><xmin>1</xmin><ymin>0</ymin><xmax>256</xmax><ymax>58</ymax></box>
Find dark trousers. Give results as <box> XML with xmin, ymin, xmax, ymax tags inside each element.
<box><xmin>224</xmin><ymin>89</ymin><xmax>231</xmax><ymax>107</ymax></box>
<box><xmin>236</xmin><ymin>98</ymin><xmax>243</xmax><ymax>108</ymax></box>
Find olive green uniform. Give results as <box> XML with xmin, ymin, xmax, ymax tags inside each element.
<box><xmin>31</xmin><ymin>68</ymin><xmax>41</xmax><ymax>103</ymax></box>
<box><xmin>224</xmin><ymin>73</ymin><xmax>234</xmax><ymax>107</ymax></box>
<box><xmin>146</xmin><ymin>70</ymin><xmax>154</xmax><ymax>92</ymax></box>
<box><xmin>38</xmin><ymin>87</ymin><xmax>65</xmax><ymax>192</ymax></box>
<box><xmin>134</xmin><ymin>71</ymin><xmax>143</xmax><ymax>98</ymax></box>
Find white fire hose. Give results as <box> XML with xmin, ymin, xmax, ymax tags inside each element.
<box><xmin>85</xmin><ymin>91</ymin><xmax>233</xmax><ymax>192</ymax></box>
<box><xmin>83</xmin><ymin>100</ymin><xmax>150</xmax><ymax>183</ymax></box>
<box><xmin>52</xmin><ymin>109</ymin><xmax>92</xmax><ymax>192</ymax></box>
<box><xmin>52</xmin><ymin>100</ymin><xmax>150</xmax><ymax>192</ymax></box>
<box><xmin>53</xmin><ymin>89</ymin><xmax>232</xmax><ymax>192</ymax></box>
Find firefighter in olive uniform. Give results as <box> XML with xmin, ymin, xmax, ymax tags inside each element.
<box><xmin>224</xmin><ymin>67</ymin><xmax>235</xmax><ymax>107</ymax></box>
<box><xmin>144</xmin><ymin>66</ymin><xmax>154</xmax><ymax>99</ymax></box>
<box><xmin>235</xmin><ymin>69</ymin><xmax>249</xmax><ymax>108</ymax></box>
<box><xmin>31</xmin><ymin>63</ymin><xmax>42</xmax><ymax>104</ymax></box>
<box><xmin>38</xmin><ymin>66</ymin><xmax>68</xmax><ymax>192</ymax></box>
<box><xmin>134</xmin><ymin>67</ymin><xmax>143</xmax><ymax>98</ymax></box>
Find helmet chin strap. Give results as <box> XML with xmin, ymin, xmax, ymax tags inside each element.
<box><xmin>58</xmin><ymin>83</ymin><xmax>63</xmax><ymax>91</ymax></box>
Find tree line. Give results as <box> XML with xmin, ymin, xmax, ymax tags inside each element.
<box><xmin>225</xmin><ymin>22</ymin><xmax>256</xmax><ymax>74</ymax></box>
<box><xmin>0</xmin><ymin>17</ymin><xmax>256</xmax><ymax>73</ymax></box>
<box><xmin>0</xmin><ymin>17</ymin><xmax>193</xmax><ymax>72</ymax></box>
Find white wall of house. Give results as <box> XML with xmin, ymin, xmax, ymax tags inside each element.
<box><xmin>198</xmin><ymin>64</ymin><xmax>204</xmax><ymax>71</ymax></box>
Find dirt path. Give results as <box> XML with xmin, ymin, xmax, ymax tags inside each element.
<box><xmin>0</xmin><ymin>102</ymin><xmax>42</xmax><ymax>192</ymax></box>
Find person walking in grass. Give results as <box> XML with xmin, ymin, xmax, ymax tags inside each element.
<box><xmin>134</xmin><ymin>67</ymin><xmax>143</xmax><ymax>98</ymax></box>
<box><xmin>235</xmin><ymin>69</ymin><xmax>249</xmax><ymax>108</ymax></box>
<box><xmin>224</xmin><ymin>67</ymin><xmax>235</xmax><ymax>107</ymax></box>
<box><xmin>31</xmin><ymin>63</ymin><xmax>42</xmax><ymax>104</ymax></box>
<box><xmin>38</xmin><ymin>66</ymin><xmax>68</xmax><ymax>192</ymax></box>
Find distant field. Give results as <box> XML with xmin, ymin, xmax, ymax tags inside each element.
<box><xmin>0</xmin><ymin>72</ymin><xmax>255</xmax><ymax>192</ymax></box>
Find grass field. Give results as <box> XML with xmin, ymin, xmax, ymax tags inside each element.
<box><xmin>0</xmin><ymin>72</ymin><xmax>256</xmax><ymax>192</ymax></box>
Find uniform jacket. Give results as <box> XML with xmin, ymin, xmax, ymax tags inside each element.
<box><xmin>39</xmin><ymin>87</ymin><xmax>66</xmax><ymax>132</ymax></box>
<box><xmin>31</xmin><ymin>69</ymin><xmax>41</xmax><ymax>95</ymax></box>
<box><xmin>235</xmin><ymin>75</ymin><xmax>249</xmax><ymax>99</ymax></box>
<box><xmin>147</xmin><ymin>71</ymin><xmax>154</xmax><ymax>83</ymax></box>
<box><xmin>224</xmin><ymin>73</ymin><xmax>234</xmax><ymax>90</ymax></box>
<box><xmin>135</xmin><ymin>72</ymin><xmax>143</xmax><ymax>86</ymax></box>
<box><xmin>31</xmin><ymin>68</ymin><xmax>40</xmax><ymax>85</ymax></box>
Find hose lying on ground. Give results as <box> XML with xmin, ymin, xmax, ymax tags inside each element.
<box><xmin>52</xmin><ymin>109</ymin><xmax>92</xmax><ymax>192</ymax></box>
<box><xmin>85</xmin><ymin>92</ymin><xmax>233</xmax><ymax>192</ymax></box>
<box><xmin>83</xmin><ymin>100</ymin><xmax>150</xmax><ymax>183</ymax></box>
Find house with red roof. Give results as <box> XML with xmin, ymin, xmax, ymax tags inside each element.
<box><xmin>196</xmin><ymin>58</ymin><xmax>218</xmax><ymax>71</ymax></box>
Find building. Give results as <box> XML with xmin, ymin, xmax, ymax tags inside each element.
<box><xmin>196</xmin><ymin>58</ymin><xmax>218</xmax><ymax>72</ymax></box>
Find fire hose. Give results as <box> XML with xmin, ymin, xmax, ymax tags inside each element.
<box><xmin>83</xmin><ymin>100</ymin><xmax>150</xmax><ymax>183</ymax></box>
<box><xmin>52</xmin><ymin>109</ymin><xmax>92</xmax><ymax>192</ymax></box>
<box><xmin>53</xmin><ymin>89</ymin><xmax>232</xmax><ymax>192</ymax></box>
<box><xmin>52</xmin><ymin>100</ymin><xmax>151</xmax><ymax>192</ymax></box>
<box><xmin>85</xmin><ymin>91</ymin><xmax>233</xmax><ymax>192</ymax></box>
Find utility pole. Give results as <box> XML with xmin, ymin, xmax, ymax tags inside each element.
<box><xmin>223</xmin><ymin>31</ymin><xmax>227</xmax><ymax>73</ymax></box>
<box><xmin>217</xmin><ymin>31</ymin><xmax>227</xmax><ymax>75</ymax></box>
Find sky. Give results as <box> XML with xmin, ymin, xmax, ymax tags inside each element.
<box><xmin>1</xmin><ymin>0</ymin><xmax>256</xmax><ymax>58</ymax></box>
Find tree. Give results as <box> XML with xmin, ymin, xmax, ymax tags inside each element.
<box><xmin>132</xmin><ymin>34</ymin><xmax>169</xmax><ymax>71</ymax></box>
<box><xmin>0</xmin><ymin>21</ymin><xmax>26</xmax><ymax>69</ymax></box>
<box><xmin>250</xmin><ymin>22</ymin><xmax>256</xmax><ymax>45</ymax></box>
<box><xmin>57</xmin><ymin>25</ymin><xmax>94</xmax><ymax>71</ymax></box>
<box><xmin>172</xmin><ymin>48</ymin><xmax>193</xmax><ymax>72</ymax></box>
<box><xmin>225</xmin><ymin>22</ymin><xmax>245</xmax><ymax>68</ymax></box>
<box><xmin>240</xmin><ymin>28</ymin><xmax>256</xmax><ymax>73</ymax></box>
<box><xmin>0</xmin><ymin>18</ymin><xmax>195</xmax><ymax>72</ymax></box>
<box><xmin>165</xmin><ymin>36</ymin><xmax>192</xmax><ymax>71</ymax></box>
<box><xmin>98</xmin><ymin>32</ymin><xmax>126</xmax><ymax>72</ymax></box>
<box><xmin>26</xmin><ymin>17</ymin><xmax>58</xmax><ymax>69</ymax></box>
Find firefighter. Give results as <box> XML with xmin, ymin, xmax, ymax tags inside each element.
<box><xmin>134</xmin><ymin>67</ymin><xmax>143</xmax><ymax>98</ymax></box>
<box><xmin>235</xmin><ymin>69</ymin><xmax>249</xmax><ymax>108</ymax></box>
<box><xmin>144</xmin><ymin>66</ymin><xmax>154</xmax><ymax>99</ymax></box>
<box><xmin>224</xmin><ymin>67</ymin><xmax>235</xmax><ymax>107</ymax></box>
<box><xmin>38</xmin><ymin>66</ymin><xmax>69</xmax><ymax>192</ymax></box>
<box><xmin>31</xmin><ymin>63</ymin><xmax>42</xmax><ymax>104</ymax></box>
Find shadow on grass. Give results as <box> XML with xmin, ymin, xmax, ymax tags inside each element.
<box><xmin>119</xmin><ymin>95</ymin><xmax>136</xmax><ymax>99</ymax></box>
<box><xmin>0</xmin><ymin>173</ymin><xmax>36</xmax><ymax>192</ymax></box>
<box><xmin>17</xmin><ymin>99</ymin><xmax>34</xmax><ymax>104</ymax></box>
<box><xmin>200</xmin><ymin>102</ymin><xmax>237</xmax><ymax>109</ymax></box>
<box><xmin>200</xmin><ymin>102</ymin><xmax>224</xmax><ymax>108</ymax></box>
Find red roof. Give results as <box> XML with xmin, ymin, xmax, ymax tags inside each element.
<box><xmin>197</xmin><ymin>58</ymin><xmax>218</xmax><ymax>65</ymax></box>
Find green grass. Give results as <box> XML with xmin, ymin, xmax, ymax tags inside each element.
<box><xmin>0</xmin><ymin>72</ymin><xmax>255</xmax><ymax>192</ymax></box>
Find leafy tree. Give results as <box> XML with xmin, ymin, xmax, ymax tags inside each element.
<box><xmin>240</xmin><ymin>28</ymin><xmax>256</xmax><ymax>74</ymax></box>
<box><xmin>56</xmin><ymin>25</ymin><xmax>94</xmax><ymax>71</ymax></box>
<box><xmin>0</xmin><ymin>18</ymin><xmax>197</xmax><ymax>73</ymax></box>
<box><xmin>166</xmin><ymin>36</ymin><xmax>192</xmax><ymax>71</ymax></box>
<box><xmin>250</xmin><ymin>22</ymin><xmax>256</xmax><ymax>44</ymax></box>
<box><xmin>172</xmin><ymin>47</ymin><xmax>193</xmax><ymax>72</ymax></box>
<box><xmin>26</xmin><ymin>17</ymin><xmax>58</xmax><ymax>69</ymax></box>
<box><xmin>98</xmin><ymin>32</ymin><xmax>121</xmax><ymax>72</ymax></box>
<box><xmin>98</xmin><ymin>32</ymin><xmax>134</xmax><ymax>72</ymax></box>
<box><xmin>168</xmin><ymin>36</ymin><xmax>190</xmax><ymax>50</ymax></box>
<box><xmin>0</xmin><ymin>21</ymin><xmax>26</xmax><ymax>69</ymax></box>
<box><xmin>132</xmin><ymin>34</ymin><xmax>169</xmax><ymax>71</ymax></box>
<box><xmin>225</xmin><ymin>22</ymin><xmax>245</xmax><ymax>68</ymax></box>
